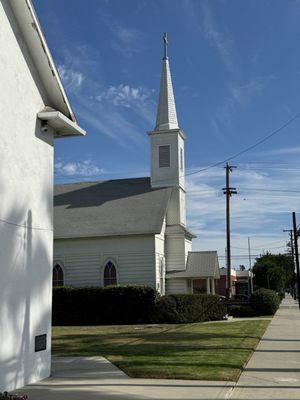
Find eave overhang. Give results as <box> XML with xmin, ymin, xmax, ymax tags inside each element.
<box><xmin>9</xmin><ymin>0</ymin><xmax>78</xmax><ymax>124</ymax></box>
<box><xmin>38</xmin><ymin>111</ymin><xmax>86</xmax><ymax>138</ymax></box>
<box><xmin>147</xmin><ymin>128</ymin><xmax>186</xmax><ymax>140</ymax></box>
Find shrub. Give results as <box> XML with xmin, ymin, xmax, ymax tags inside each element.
<box><xmin>278</xmin><ymin>291</ymin><xmax>285</xmax><ymax>301</ymax></box>
<box><xmin>229</xmin><ymin>305</ymin><xmax>257</xmax><ymax>318</ymax></box>
<box><xmin>52</xmin><ymin>285</ymin><xmax>158</xmax><ymax>325</ymax></box>
<box><xmin>153</xmin><ymin>294</ymin><xmax>226</xmax><ymax>323</ymax></box>
<box><xmin>0</xmin><ymin>394</ymin><xmax>28</xmax><ymax>399</ymax></box>
<box><xmin>250</xmin><ymin>288</ymin><xmax>280</xmax><ymax>315</ymax></box>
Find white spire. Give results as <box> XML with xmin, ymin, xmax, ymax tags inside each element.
<box><xmin>155</xmin><ymin>33</ymin><xmax>179</xmax><ymax>131</ymax></box>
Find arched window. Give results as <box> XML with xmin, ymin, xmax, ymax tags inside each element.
<box><xmin>53</xmin><ymin>263</ymin><xmax>64</xmax><ymax>287</ymax></box>
<box><xmin>104</xmin><ymin>260</ymin><xmax>117</xmax><ymax>287</ymax></box>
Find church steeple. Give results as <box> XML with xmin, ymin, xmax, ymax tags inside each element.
<box><xmin>149</xmin><ymin>33</ymin><xmax>186</xmax><ymax>202</ymax></box>
<box><xmin>155</xmin><ymin>33</ymin><xmax>179</xmax><ymax>131</ymax></box>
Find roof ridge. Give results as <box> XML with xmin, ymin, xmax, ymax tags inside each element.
<box><xmin>189</xmin><ymin>250</ymin><xmax>217</xmax><ymax>254</ymax></box>
<box><xmin>55</xmin><ymin>176</ymin><xmax>151</xmax><ymax>186</ymax></box>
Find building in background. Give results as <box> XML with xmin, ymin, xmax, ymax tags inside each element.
<box><xmin>217</xmin><ymin>267</ymin><xmax>253</xmax><ymax>298</ymax></box>
<box><xmin>166</xmin><ymin>251</ymin><xmax>220</xmax><ymax>294</ymax></box>
<box><xmin>53</xmin><ymin>35</ymin><xmax>219</xmax><ymax>295</ymax></box>
<box><xmin>0</xmin><ymin>0</ymin><xmax>85</xmax><ymax>391</ymax></box>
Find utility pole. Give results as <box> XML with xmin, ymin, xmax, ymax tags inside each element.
<box><xmin>248</xmin><ymin>237</ymin><xmax>254</xmax><ymax>295</ymax></box>
<box><xmin>223</xmin><ymin>163</ymin><xmax>237</xmax><ymax>300</ymax></box>
<box><xmin>283</xmin><ymin>228</ymin><xmax>295</xmax><ymax>298</ymax></box>
<box><xmin>283</xmin><ymin>229</ymin><xmax>294</xmax><ymax>260</ymax></box>
<box><xmin>292</xmin><ymin>212</ymin><xmax>300</xmax><ymax>309</ymax></box>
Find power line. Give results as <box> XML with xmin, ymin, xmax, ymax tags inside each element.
<box><xmin>218</xmin><ymin>255</ymin><xmax>264</xmax><ymax>258</ymax></box>
<box><xmin>240</xmin><ymin>188</ymin><xmax>300</xmax><ymax>193</ymax></box>
<box><xmin>184</xmin><ymin>110</ymin><xmax>300</xmax><ymax>177</ymax></box>
<box><xmin>55</xmin><ymin>111</ymin><xmax>300</xmax><ymax>185</ymax></box>
<box><xmin>187</xmin><ymin>188</ymin><xmax>300</xmax><ymax>194</ymax></box>
<box><xmin>0</xmin><ymin>218</ymin><xmax>53</xmax><ymax>232</ymax></box>
<box><xmin>232</xmin><ymin>244</ymin><xmax>287</xmax><ymax>251</ymax></box>
<box><xmin>55</xmin><ymin>162</ymin><xmax>300</xmax><ymax>183</ymax></box>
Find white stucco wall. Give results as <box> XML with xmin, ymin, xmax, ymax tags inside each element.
<box><xmin>0</xmin><ymin>2</ymin><xmax>54</xmax><ymax>392</ymax></box>
<box><xmin>54</xmin><ymin>235</ymin><xmax>156</xmax><ymax>288</ymax></box>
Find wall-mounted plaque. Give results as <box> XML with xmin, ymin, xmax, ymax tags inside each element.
<box><xmin>35</xmin><ymin>334</ymin><xmax>47</xmax><ymax>352</ymax></box>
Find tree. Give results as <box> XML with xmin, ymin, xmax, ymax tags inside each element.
<box><xmin>253</xmin><ymin>253</ymin><xmax>295</xmax><ymax>292</ymax></box>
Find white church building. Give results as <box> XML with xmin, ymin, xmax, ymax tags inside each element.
<box><xmin>54</xmin><ymin>35</ymin><xmax>220</xmax><ymax>295</ymax></box>
<box><xmin>0</xmin><ymin>0</ymin><xmax>85</xmax><ymax>392</ymax></box>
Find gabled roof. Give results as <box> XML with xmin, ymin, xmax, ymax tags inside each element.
<box><xmin>166</xmin><ymin>251</ymin><xmax>220</xmax><ymax>279</ymax></box>
<box><xmin>54</xmin><ymin>177</ymin><xmax>172</xmax><ymax>239</ymax></box>
<box><xmin>7</xmin><ymin>0</ymin><xmax>85</xmax><ymax>137</ymax></box>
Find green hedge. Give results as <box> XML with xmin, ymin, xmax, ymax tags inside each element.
<box><xmin>278</xmin><ymin>291</ymin><xmax>285</xmax><ymax>301</ymax></box>
<box><xmin>52</xmin><ymin>285</ymin><xmax>158</xmax><ymax>325</ymax></box>
<box><xmin>0</xmin><ymin>394</ymin><xmax>28</xmax><ymax>399</ymax></box>
<box><xmin>153</xmin><ymin>294</ymin><xmax>226</xmax><ymax>323</ymax></box>
<box><xmin>229</xmin><ymin>305</ymin><xmax>258</xmax><ymax>318</ymax></box>
<box><xmin>53</xmin><ymin>287</ymin><xmax>227</xmax><ymax>325</ymax></box>
<box><xmin>250</xmin><ymin>288</ymin><xmax>280</xmax><ymax>315</ymax></box>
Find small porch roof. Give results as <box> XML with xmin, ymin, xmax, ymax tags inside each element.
<box><xmin>166</xmin><ymin>251</ymin><xmax>220</xmax><ymax>279</ymax></box>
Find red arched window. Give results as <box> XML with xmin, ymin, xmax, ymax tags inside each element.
<box><xmin>53</xmin><ymin>264</ymin><xmax>64</xmax><ymax>287</ymax></box>
<box><xmin>104</xmin><ymin>261</ymin><xmax>117</xmax><ymax>287</ymax></box>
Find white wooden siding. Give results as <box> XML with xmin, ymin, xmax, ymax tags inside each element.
<box><xmin>185</xmin><ymin>238</ymin><xmax>192</xmax><ymax>263</ymax></box>
<box><xmin>54</xmin><ymin>235</ymin><xmax>156</xmax><ymax>288</ymax></box>
<box><xmin>166</xmin><ymin>278</ymin><xmax>187</xmax><ymax>294</ymax></box>
<box><xmin>165</xmin><ymin>233</ymin><xmax>186</xmax><ymax>271</ymax></box>
<box><xmin>166</xmin><ymin>188</ymin><xmax>180</xmax><ymax>225</ymax></box>
<box><xmin>180</xmin><ymin>188</ymin><xmax>186</xmax><ymax>226</ymax></box>
<box><xmin>154</xmin><ymin>218</ymin><xmax>166</xmax><ymax>293</ymax></box>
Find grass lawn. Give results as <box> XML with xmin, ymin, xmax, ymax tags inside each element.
<box><xmin>52</xmin><ymin>320</ymin><xmax>269</xmax><ymax>381</ymax></box>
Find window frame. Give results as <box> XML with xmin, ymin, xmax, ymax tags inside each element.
<box><xmin>52</xmin><ymin>262</ymin><xmax>65</xmax><ymax>287</ymax></box>
<box><xmin>103</xmin><ymin>259</ymin><xmax>118</xmax><ymax>287</ymax></box>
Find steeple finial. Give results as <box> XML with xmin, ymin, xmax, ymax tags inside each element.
<box><xmin>155</xmin><ymin>33</ymin><xmax>179</xmax><ymax>131</ymax></box>
<box><xmin>163</xmin><ymin>32</ymin><xmax>168</xmax><ymax>59</ymax></box>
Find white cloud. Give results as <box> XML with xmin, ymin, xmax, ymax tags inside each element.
<box><xmin>185</xmin><ymin>164</ymin><xmax>300</xmax><ymax>266</ymax></box>
<box><xmin>77</xmin><ymin>101</ymin><xmax>148</xmax><ymax>148</ymax></box>
<box><xmin>113</xmin><ymin>26</ymin><xmax>141</xmax><ymax>45</ymax></box>
<box><xmin>55</xmin><ymin>160</ymin><xmax>103</xmax><ymax>177</ymax></box>
<box><xmin>58</xmin><ymin>64</ymin><xmax>85</xmax><ymax>92</ymax></box>
<box><xmin>201</xmin><ymin>2</ymin><xmax>235</xmax><ymax>71</ymax></box>
<box><xmin>55</xmin><ymin>46</ymin><xmax>155</xmax><ymax>147</ymax></box>
<box><xmin>261</xmin><ymin>146</ymin><xmax>300</xmax><ymax>156</ymax></box>
<box><xmin>96</xmin><ymin>84</ymin><xmax>153</xmax><ymax>108</ymax></box>
<box><xmin>99</xmin><ymin>11</ymin><xmax>143</xmax><ymax>56</ymax></box>
<box><xmin>211</xmin><ymin>76</ymin><xmax>275</xmax><ymax>137</ymax></box>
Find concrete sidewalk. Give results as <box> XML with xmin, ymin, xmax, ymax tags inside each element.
<box><xmin>14</xmin><ymin>357</ymin><xmax>234</xmax><ymax>399</ymax></box>
<box><xmin>229</xmin><ymin>295</ymin><xmax>300</xmax><ymax>400</ymax></box>
<box><xmin>14</xmin><ymin>296</ymin><xmax>300</xmax><ymax>399</ymax></box>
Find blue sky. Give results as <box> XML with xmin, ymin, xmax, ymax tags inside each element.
<box><xmin>34</xmin><ymin>0</ymin><xmax>300</xmax><ymax>267</ymax></box>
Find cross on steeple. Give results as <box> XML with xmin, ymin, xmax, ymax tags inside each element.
<box><xmin>163</xmin><ymin>32</ymin><xmax>168</xmax><ymax>59</ymax></box>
